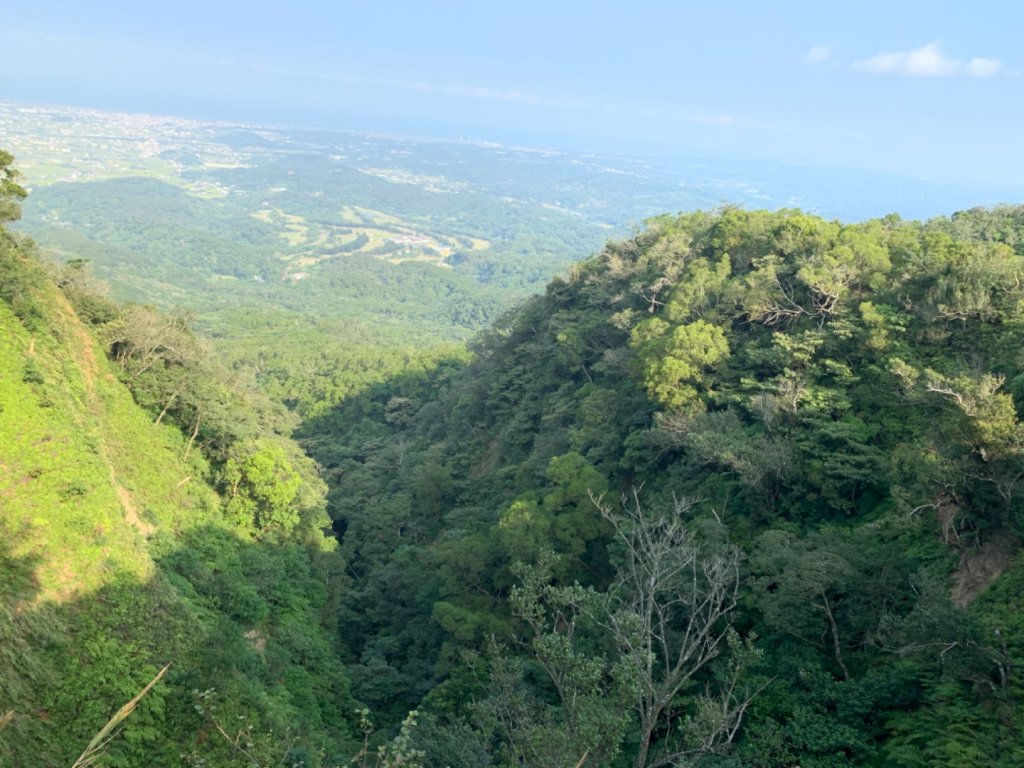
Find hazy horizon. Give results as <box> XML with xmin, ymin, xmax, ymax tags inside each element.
<box><xmin>3</xmin><ymin>1</ymin><xmax>1023</xmax><ymax>190</ymax></box>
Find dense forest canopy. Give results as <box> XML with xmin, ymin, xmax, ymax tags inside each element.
<box><xmin>8</xmin><ymin>101</ymin><xmax>1016</xmax><ymax>419</ymax></box>
<box><xmin>299</xmin><ymin>204</ymin><xmax>1024</xmax><ymax>767</ymax></box>
<box><xmin>4</xmin><ymin>137</ymin><xmax>1024</xmax><ymax>767</ymax></box>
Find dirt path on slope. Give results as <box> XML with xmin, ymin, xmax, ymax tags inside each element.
<box><xmin>56</xmin><ymin>293</ymin><xmax>154</xmax><ymax>536</ymax></box>
<box><xmin>114</xmin><ymin>479</ymin><xmax>156</xmax><ymax>536</ymax></box>
<box><xmin>55</xmin><ymin>292</ymin><xmax>98</xmax><ymax>398</ymax></box>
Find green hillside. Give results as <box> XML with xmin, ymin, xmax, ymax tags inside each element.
<box><xmin>303</xmin><ymin>206</ymin><xmax>1024</xmax><ymax>767</ymax></box>
<box><xmin>0</xmin><ymin>162</ymin><xmax>358</xmax><ymax>766</ymax></box>
<box><xmin>6</xmin><ymin>136</ymin><xmax>1024</xmax><ymax>767</ymax></box>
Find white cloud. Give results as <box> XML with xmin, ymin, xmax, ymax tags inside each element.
<box><xmin>966</xmin><ymin>57</ymin><xmax>1002</xmax><ymax>78</ymax></box>
<box><xmin>803</xmin><ymin>46</ymin><xmax>831</xmax><ymax>64</ymax></box>
<box><xmin>852</xmin><ymin>42</ymin><xmax>1001</xmax><ymax>79</ymax></box>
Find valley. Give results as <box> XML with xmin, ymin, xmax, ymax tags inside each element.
<box><xmin>2</xmin><ymin>96</ymin><xmax>1024</xmax><ymax>768</ymax></box>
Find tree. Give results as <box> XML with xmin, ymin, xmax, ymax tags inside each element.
<box><xmin>631</xmin><ymin>319</ymin><xmax>729</xmax><ymax>414</ymax></box>
<box><xmin>222</xmin><ymin>441</ymin><xmax>303</xmax><ymax>536</ymax></box>
<box><xmin>500</xmin><ymin>493</ymin><xmax>760</xmax><ymax>768</ymax></box>
<box><xmin>591</xmin><ymin>490</ymin><xmax>760</xmax><ymax>768</ymax></box>
<box><xmin>495</xmin><ymin>551</ymin><xmax>629</xmax><ymax>768</ymax></box>
<box><xmin>0</xmin><ymin>150</ymin><xmax>27</xmax><ymax>223</ymax></box>
<box><xmin>925</xmin><ymin>369</ymin><xmax>1024</xmax><ymax>517</ymax></box>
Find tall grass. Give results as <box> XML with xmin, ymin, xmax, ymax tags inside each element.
<box><xmin>69</xmin><ymin>663</ymin><xmax>170</xmax><ymax>768</ymax></box>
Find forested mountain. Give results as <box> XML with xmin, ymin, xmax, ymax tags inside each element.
<box><xmin>302</xmin><ymin>205</ymin><xmax>1024</xmax><ymax>766</ymax></box>
<box><xmin>5</xmin><ymin>137</ymin><xmax>1024</xmax><ymax>767</ymax></box>
<box><xmin>9</xmin><ymin>102</ymin><xmax>1022</xmax><ymax>437</ymax></box>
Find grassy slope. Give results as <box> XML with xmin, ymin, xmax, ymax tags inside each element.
<box><xmin>0</xmin><ymin>289</ymin><xmax>220</xmax><ymax>598</ymax></box>
<box><xmin>0</xmin><ymin>246</ymin><xmax>354</xmax><ymax>766</ymax></box>
<box><xmin>0</xmin><ymin>258</ymin><xmax>224</xmax><ymax>762</ymax></box>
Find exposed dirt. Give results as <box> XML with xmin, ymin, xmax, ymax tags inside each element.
<box><xmin>52</xmin><ymin>561</ymin><xmax>79</xmax><ymax>603</ymax></box>
<box><xmin>952</xmin><ymin>527</ymin><xmax>1020</xmax><ymax>607</ymax></box>
<box><xmin>55</xmin><ymin>292</ymin><xmax>97</xmax><ymax>397</ymax></box>
<box><xmin>244</xmin><ymin>629</ymin><xmax>267</xmax><ymax>654</ymax></box>
<box><xmin>57</xmin><ymin>295</ymin><xmax>154</xmax><ymax>536</ymax></box>
<box><xmin>116</xmin><ymin>484</ymin><xmax>156</xmax><ymax>536</ymax></box>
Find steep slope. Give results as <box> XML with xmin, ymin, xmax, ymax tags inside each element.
<box><xmin>303</xmin><ymin>206</ymin><xmax>1024</xmax><ymax>766</ymax></box>
<box><xmin>0</xmin><ymin>225</ymin><xmax>354</xmax><ymax>765</ymax></box>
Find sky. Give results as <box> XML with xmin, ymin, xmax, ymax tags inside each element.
<box><xmin>1</xmin><ymin>0</ymin><xmax>1022</xmax><ymax>188</ymax></box>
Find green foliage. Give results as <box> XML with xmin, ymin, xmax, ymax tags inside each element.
<box><xmin>8</xmin><ymin>137</ymin><xmax>1024</xmax><ymax>766</ymax></box>
<box><xmin>0</xmin><ymin>168</ymin><xmax>355</xmax><ymax>766</ymax></box>
<box><xmin>302</xmin><ymin>205</ymin><xmax>1024</xmax><ymax>766</ymax></box>
<box><xmin>0</xmin><ymin>148</ymin><xmax>27</xmax><ymax>223</ymax></box>
<box><xmin>631</xmin><ymin>318</ymin><xmax>729</xmax><ymax>412</ymax></box>
<box><xmin>223</xmin><ymin>441</ymin><xmax>304</xmax><ymax>535</ymax></box>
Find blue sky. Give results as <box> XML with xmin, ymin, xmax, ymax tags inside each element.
<box><xmin>2</xmin><ymin>0</ymin><xmax>1021</xmax><ymax>187</ymax></box>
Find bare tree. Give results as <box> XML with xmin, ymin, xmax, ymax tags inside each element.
<box><xmin>105</xmin><ymin>305</ymin><xmax>194</xmax><ymax>381</ymax></box>
<box><xmin>590</xmin><ymin>490</ymin><xmax>760</xmax><ymax>768</ymax></box>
